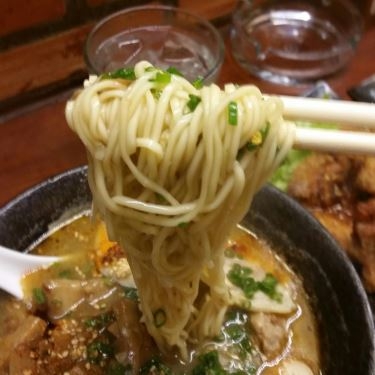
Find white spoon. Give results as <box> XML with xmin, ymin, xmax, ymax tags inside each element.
<box><xmin>0</xmin><ymin>244</ymin><xmax>60</xmax><ymax>299</ymax></box>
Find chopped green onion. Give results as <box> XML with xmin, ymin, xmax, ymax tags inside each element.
<box><xmin>58</xmin><ymin>268</ymin><xmax>74</xmax><ymax>279</ymax></box>
<box><xmin>192</xmin><ymin>351</ymin><xmax>226</xmax><ymax>375</ymax></box>
<box><xmin>153</xmin><ymin>308</ymin><xmax>166</xmax><ymax>327</ymax></box>
<box><xmin>215</xmin><ymin>311</ymin><xmax>257</xmax><ymax>369</ymax></box>
<box><xmin>151</xmin><ymin>88</ymin><xmax>162</xmax><ymax>99</ymax></box>
<box><xmin>228</xmin><ymin>264</ymin><xmax>258</xmax><ymax>299</ymax></box>
<box><xmin>192</xmin><ymin>76</ymin><xmax>204</xmax><ymax>89</ymax></box>
<box><xmin>187</xmin><ymin>94</ymin><xmax>201</xmax><ymax>112</ymax></box>
<box><xmin>258</xmin><ymin>273</ymin><xmax>282</xmax><ymax>302</ymax></box>
<box><xmin>149</xmin><ymin>71</ymin><xmax>172</xmax><ymax>97</ymax></box>
<box><xmin>177</xmin><ymin>222</ymin><xmax>189</xmax><ymax>228</ymax></box>
<box><xmin>152</xmin><ymin>71</ymin><xmax>171</xmax><ymax>85</ymax></box>
<box><xmin>123</xmin><ymin>286</ymin><xmax>138</xmax><ymax>301</ymax></box>
<box><xmin>228</xmin><ymin>263</ymin><xmax>282</xmax><ymax>302</ymax></box>
<box><xmin>32</xmin><ymin>287</ymin><xmax>46</xmax><ymax>304</ymax></box>
<box><xmin>261</xmin><ymin>121</ymin><xmax>270</xmax><ymax>140</ymax></box>
<box><xmin>166</xmin><ymin>67</ymin><xmax>183</xmax><ymax>76</ymax></box>
<box><xmin>228</xmin><ymin>101</ymin><xmax>238</xmax><ymax>126</ymax></box>
<box><xmin>87</xmin><ymin>339</ymin><xmax>114</xmax><ymax>364</ymax></box>
<box><xmin>85</xmin><ymin>311</ymin><xmax>116</xmax><ymax>329</ymax></box>
<box><xmin>139</xmin><ymin>357</ymin><xmax>172</xmax><ymax>375</ymax></box>
<box><xmin>101</xmin><ymin>67</ymin><xmax>136</xmax><ymax>80</ymax></box>
<box><xmin>224</xmin><ymin>323</ymin><xmax>252</xmax><ymax>359</ymax></box>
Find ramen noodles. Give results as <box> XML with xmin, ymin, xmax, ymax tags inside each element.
<box><xmin>65</xmin><ymin>61</ymin><xmax>295</xmax><ymax>356</ymax></box>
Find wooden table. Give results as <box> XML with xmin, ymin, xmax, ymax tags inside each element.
<box><xmin>0</xmin><ymin>24</ymin><xmax>374</xmax><ymax>208</ymax></box>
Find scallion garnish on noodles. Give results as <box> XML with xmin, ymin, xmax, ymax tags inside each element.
<box><xmin>101</xmin><ymin>67</ymin><xmax>136</xmax><ymax>80</ymax></box>
<box><xmin>166</xmin><ymin>67</ymin><xmax>183</xmax><ymax>76</ymax></box>
<box><xmin>151</xmin><ymin>71</ymin><xmax>172</xmax><ymax>85</ymax></box>
<box><xmin>192</xmin><ymin>76</ymin><xmax>204</xmax><ymax>89</ymax></box>
<box><xmin>187</xmin><ymin>94</ymin><xmax>201</xmax><ymax>112</ymax></box>
<box><xmin>228</xmin><ymin>101</ymin><xmax>238</xmax><ymax>126</ymax></box>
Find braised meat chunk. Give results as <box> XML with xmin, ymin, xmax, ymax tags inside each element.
<box><xmin>355</xmin><ymin>157</ymin><xmax>375</xmax><ymax>194</ymax></box>
<box><xmin>287</xmin><ymin>153</ymin><xmax>375</xmax><ymax>291</ymax></box>
<box><xmin>287</xmin><ymin>153</ymin><xmax>355</xmax><ymax>209</ymax></box>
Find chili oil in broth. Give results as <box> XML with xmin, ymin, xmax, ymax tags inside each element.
<box><xmin>0</xmin><ymin>213</ymin><xmax>320</xmax><ymax>374</ymax></box>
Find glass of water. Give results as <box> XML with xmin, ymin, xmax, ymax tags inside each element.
<box><xmin>230</xmin><ymin>0</ymin><xmax>363</xmax><ymax>85</ymax></box>
<box><xmin>84</xmin><ymin>5</ymin><xmax>225</xmax><ymax>84</ymax></box>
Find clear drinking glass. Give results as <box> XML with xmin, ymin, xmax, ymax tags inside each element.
<box><xmin>231</xmin><ymin>0</ymin><xmax>364</xmax><ymax>85</ymax></box>
<box><xmin>84</xmin><ymin>5</ymin><xmax>225</xmax><ymax>84</ymax></box>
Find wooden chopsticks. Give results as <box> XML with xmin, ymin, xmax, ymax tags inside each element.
<box><xmin>279</xmin><ymin>96</ymin><xmax>375</xmax><ymax>155</ymax></box>
<box><xmin>293</xmin><ymin>127</ymin><xmax>375</xmax><ymax>155</ymax></box>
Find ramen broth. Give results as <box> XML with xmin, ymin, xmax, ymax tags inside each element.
<box><xmin>0</xmin><ymin>214</ymin><xmax>320</xmax><ymax>374</ymax></box>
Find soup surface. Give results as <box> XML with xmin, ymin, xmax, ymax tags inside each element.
<box><xmin>0</xmin><ymin>213</ymin><xmax>320</xmax><ymax>375</ymax></box>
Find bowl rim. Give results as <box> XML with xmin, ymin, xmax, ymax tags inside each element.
<box><xmin>250</xmin><ymin>184</ymin><xmax>375</xmax><ymax>374</ymax></box>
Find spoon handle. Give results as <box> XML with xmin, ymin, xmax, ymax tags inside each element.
<box><xmin>0</xmin><ymin>244</ymin><xmax>59</xmax><ymax>299</ymax></box>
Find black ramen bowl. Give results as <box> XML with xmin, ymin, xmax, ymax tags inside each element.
<box><xmin>0</xmin><ymin>166</ymin><xmax>374</xmax><ymax>374</ymax></box>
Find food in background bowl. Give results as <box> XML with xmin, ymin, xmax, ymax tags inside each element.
<box><xmin>271</xmin><ymin>83</ymin><xmax>375</xmax><ymax>294</ymax></box>
<box><xmin>0</xmin><ymin>168</ymin><xmax>373</xmax><ymax>374</ymax></box>
<box><xmin>286</xmin><ymin>152</ymin><xmax>375</xmax><ymax>292</ymax></box>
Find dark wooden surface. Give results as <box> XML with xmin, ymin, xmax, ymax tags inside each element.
<box><xmin>0</xmin><ymin>24</ymin><xmax>374</xmax><ymax>208</ymax></box>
